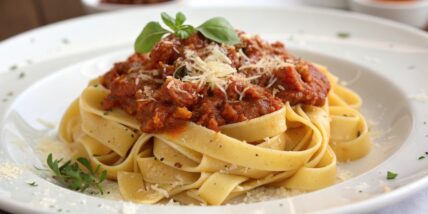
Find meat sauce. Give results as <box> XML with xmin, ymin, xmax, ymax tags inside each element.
<box><xmin>101</xmin><ymin>32</ymin><xmax>330</xmax><ymax>133</ymax></box>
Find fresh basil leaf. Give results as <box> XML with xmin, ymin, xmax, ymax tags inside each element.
<box><xmin>175</xmin><ymin>12</ymin><xmax>186</xmax><ymax>26</ymax></box>
<box><xmin>134</xmin><ymin>22</ymin><xmax>170</xmax><ymax>53</ymax></box>
<box><xmin>197</xmin><ymin>17</ymin><xmax>241</xmax><ymax>45</ymax></box>
<box><xmin>176</xmin><ymin>25</ymin><xmax>195</xmax><ymax>39</ymax></box>
<box><xmin>161</xmin><ymin>12</ymin><xmax>177</xmax><ymax>31</ymax></box>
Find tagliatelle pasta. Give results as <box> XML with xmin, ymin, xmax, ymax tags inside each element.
<box><xmin>56</xmin><ymin>15</ymin><xmax>371</xmax><ymax>205</ymax></box>
<box><xmin>58</xmin><ymin>65</ymin><xmax>371</xmax><ymax>205</ymax></box>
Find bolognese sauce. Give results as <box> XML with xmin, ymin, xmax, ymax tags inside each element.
<box><xmin>101</xmin><ymin>32</ymin><xmax>330</xmax><ymax>133</ymax></box>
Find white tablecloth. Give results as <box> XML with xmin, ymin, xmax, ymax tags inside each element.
<box><xmin>185</xmin><ymin>0</ymin><xmax>426</xmax><ymax>213</ymax></box>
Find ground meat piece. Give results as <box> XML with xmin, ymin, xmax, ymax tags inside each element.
<box><xmin>150</xmin><ymin>40</ymin><xmax>179</xmax><ymax>67</ymax></box>
<box><xmin>273</xmin><ymin>60</ymin><xmax>330</xmax><ymax>106</ymax></box>
<box><xmin>158</xmin><ymin>79</ymin><xmax>199</xmax><ymax>106</ymax></box>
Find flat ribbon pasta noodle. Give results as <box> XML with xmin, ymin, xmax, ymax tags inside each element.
<box><xmin>329</xmin><ymin>106</ymin><xmax>371</xmax><ymax>161</ymax></box>
<box><xmin>118</xmin><ymin>171</ymin><xmax>165</xmax><ymax>204</ymax></box>
<box><xmin>59</xmin><ymin>98</ymin><xmax>82</xmax><ymax>143</ymax></box>
<box><xmin>57</xmin><ymin>62</ymin><xmax>372</xmax><ymax>205</ymax></box>
<box><xmin>198</xmin><ymin>172</ymin><xmax>248</xmax><ymax>205</ymax></box>
<box><xmin>219</xmin><ymin>107</ymin><xmax>286</xmax><ymax>142</ymax></box>
<box><xmin>157</xmin><ymin>119</ymin><xmax>320</xmax><ymax>172</ymax></box>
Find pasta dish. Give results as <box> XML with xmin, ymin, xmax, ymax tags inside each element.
<box><xmin>57</xmin><ymin>13</ymin><xmax>371</xmax><ymax>205</ymax></box>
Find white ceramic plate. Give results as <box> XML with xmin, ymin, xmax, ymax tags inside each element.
<box><xmin>81</xmin><ymin>0</ymin><xmax>184</xmax><ymax>13</ymax></box>
<box><xmin>1</xmin><ymin>5</ymin><xmax>428</xmax><ymax>214</ymax></box>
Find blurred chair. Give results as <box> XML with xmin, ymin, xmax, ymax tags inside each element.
<box><xmin>0</xmin><ymin>0</ymin><xmax>85</xmax><ymax>40</ymax></box>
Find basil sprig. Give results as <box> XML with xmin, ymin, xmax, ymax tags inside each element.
<box><xmin>134</xmin><ymin>12</ymin><xmax>241</xmax><ymax>53</ymax></box>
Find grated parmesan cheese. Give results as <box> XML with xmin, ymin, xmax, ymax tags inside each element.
<box><xmin>205</xmin><ymin>45</ymin><xmax>232</xmax><ymax>64</ymax></box>
<box><xmin>239</xmin><ymin>86</ymin><xmax>251</xmax><ymax>101</ymax></box>
<box><xmin>121</xmin><ymin>202</ymin><xmax>137</xmax><ymax>214</ymax></box>
<box><xmin>150</xmin><ymin>184</ymin><xmax>169</xmax><ymax>198</ymax></box>
<box><xmin>143</xmin><ymin>86</ymin><xmax>154</xmax><ymax>98</ymax></box>
<box><xmin>336</xmin><ymin>166</ymin><xmax>354</xmax><ymax>182</ymax></box>
<box><xmin>266</xmin><ymin>76</ymin><xmax>277</xmax><ymax>89</ymax></box>
<box><xmin>166</xmin><ymin>79</ymin><xmax>175</xmax><ymax>89</ymax></box>
<box><xmin>238</xmin><ymin>48</ymin><xmax>250</xmax><ymax>62</ymax></box>
<box><xmin>272</xmin><ymin>88</ymin><xmax>279</xmax><ymax>97</ymax></box>
<box><xmin>39</xmin><ymin>197</ymin><xmax>57</xmax><ymax>208</ymax></box>
<box><xmin>182</xmin><ymin>47</ymin><xmax>237</xmax><ymax>92</ymax></box>
<box><xmin>227</xmin><ymin>186</ymin><xmax>303</xmax><ymax>204</ymax></box>
<box><xmin>0</xmin><ymin>162</ymin><xmax>23</xmax><ymax>180</ymax></box>
<box><xmin>239</xmin><ymin>55</ymin><xmax>294</xmax><ymax>75</ymax></box>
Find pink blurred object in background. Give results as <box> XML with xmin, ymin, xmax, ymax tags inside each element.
<box><xmin>350</xmin><ymin>0</ymin><xmax>428</xmax><ymax>28</ymax></box>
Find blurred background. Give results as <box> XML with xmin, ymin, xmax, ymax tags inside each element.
<box><xmin>0</xmin><ymin>0</ymin><xmax>427</xmax><ymax>41</ymax></box>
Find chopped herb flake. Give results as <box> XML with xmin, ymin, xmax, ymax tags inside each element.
<box><xmin>9</xmin><ymin>65</ymin><xmax>18</xmax><ymax>71</ymax></box>
<box><xmin>418</xmin><ymin>156</ymin><xmax>425</xmax><ymax>160</ymax></box>
<box><xmin>27</xmin><ymin>181</ymin><xmax>38</xmax><ymax>186</ymax></box>
<box><xmin>18</xmin><ymin>72</ymin><xmax>25</xmax><ymax>79</ymax></box>
<box><xmin>386</xmin><ymin>171</ymin><xmax>398</xmax><ymax>180</ymax></box>
<box><xmin>62</xmin><ymin>38</ymin><xmax>70</xmax><ymax>44</ymax></box>
<box><xmin>337</xmin><ymin>32</ymin><xmax>350</xmax><ymax>39</ymax></box>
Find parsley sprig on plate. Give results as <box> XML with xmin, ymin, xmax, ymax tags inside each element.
<box><xmin>45</xmin><ymin>153</ymin><xmax>107</xmax><ymax>194</ymax></box>
<box><xmin>134</xmin><ymin>12</ymin><xmax>241</xmax><ymax>53</ymax></box>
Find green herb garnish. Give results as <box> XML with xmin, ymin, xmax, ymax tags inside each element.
<box><xmin>418</xmin><ymin>156</ymin><xmax>425</xmax><ymax>160</ymax></box>
<box><xmin>9</xmin><ymin>65</ymin><xmax>18</xmax><ymax>71</ymax></box>
<box><xmin>46</xmin><ymin>153</ymin><xmax>107</xmax><ymax>194</ymax></box>
<box><xmin>337</xmin><ymin>32</ymin><xmax>350</xmax><ymax>39</ymax></box>
<box><xmin>27</xmin><ymin>181</ymin><xmax>38</xmax><ymax>187</ymax></box>
<box><xmin>134</xmin><ymin>12</ymin><xmax>241</xmax><ymax>53</ymax></box>
<box><xmin>386</xmin><ymin>171</ymin><xmax>398</xmax><ymax>180</ymax></box>
<box><xmin>197</xmin><ymin>17</ymin><xmax>241</xmax><ymax>45</ymax></box>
